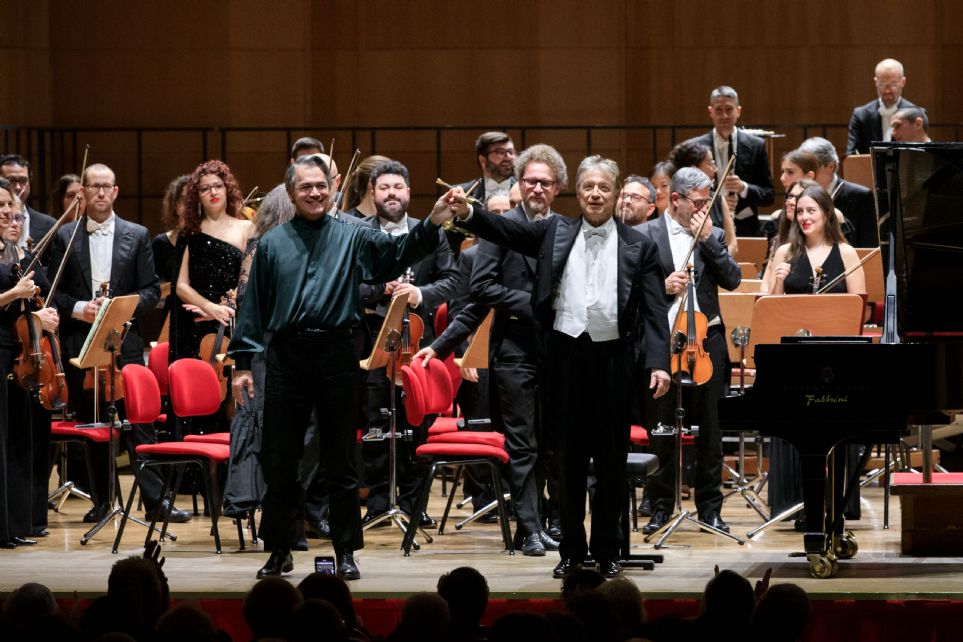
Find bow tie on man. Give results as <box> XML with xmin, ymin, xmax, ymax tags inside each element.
<box><xmin>583</xmin><ymin>225</ymin><xmax>610</xmax><ymax>241</ymax></box>
<box><xmin>87</xmin><ymin>219</ymin><xmax>113</xmax><ymax>236</ymax></box>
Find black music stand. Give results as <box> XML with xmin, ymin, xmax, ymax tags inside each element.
<box><xmin>644</xmin><ymin>331</ymin><xmax>745</xmax><ymax>548</ymax></box>
<box><xmin>72</xmin><ymin>294</ymin><xmax>170</xmax><ymax>545</ymax></box>
<box><xmin>359</xmin><ymin>294</ymin><xmax>434</xmax><ymax>548</ymax></box>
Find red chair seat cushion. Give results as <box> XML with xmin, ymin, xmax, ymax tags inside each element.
<box><xmin>184</xmin><ymin>433</ymin><xmax>230</xmax><ymax>445</ymax></box>
<box><xmin>136</xmin><ymin>442</ymin><xmax>230</xmax><ymax>462</ymax></box>
<box><xmin>50</xmin><ymin>421</ymin><xmax>117</xmax><ymax>443</ymax></box>
<box><xmin>415</xmin><ymin>442</ymin><xmax>510</xmax><ymax>464</ymax></box>
<box><xmin>427</xmin><ymin>417</ymin><xmax>461</xmax><ymax>435</ymax></box>
<box><xmin>428</xmin><ymin>432</ymin><xmax>505</xmax><ymax>448</ymax></box>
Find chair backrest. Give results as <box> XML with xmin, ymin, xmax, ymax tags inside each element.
<box><xmin>718</xmin><ymin>292</ymin><xmax>760</xmax><ymax>364</ymax></box>
<box><xmin>423</xmin><ymin>357</ymin><xmax>454</xmax><ymax>413</ymax></box>
<box><xmin>843</xmin><ymin>153</ymin><xmax>874</xmax><ymax>190</ymax></box>
<box><xmin>401</xmin><ymin>365</ymin><xmax>427</xmax><ymax>426</ymax></box>
<box><xmin>746</xmin><ymin>294</ymin><xmax>865</xmax><ymax>368</ymax></box>
<box><xmin>733</xmin><ymin>237</ymin><xmax>768</xmax><ymax>269</ymax></box>
<box><xmin>122</xmin><ymin>364</ymin><xmax>162</xmax><ymax>424</ymax></box>
<box><xmin>148</xmin><ymin>341</ymin><xmax>170</xmax><ymax>395</ymax></box>
<box><xmin>738</xmin><ymin>262</ymin><xmax>759</xmax><ymax>280</ymax></box>
<box><xmin>168</xmin><ymin>358</ymin><xmax>223</xmax><ymax>418</ymax></box>
<box><xmin>434</xmin><ymin>302</ymin><xmax>448</xmax><ymax>339</ymax></box>
<box><xmin>732</xmin><ymin>279</ymin><xmax>764</xmax><ymax>294</ymax></box>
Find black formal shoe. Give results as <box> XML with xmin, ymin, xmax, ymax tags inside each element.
<box><xmin>477</xmin><ymin>512</ymin><xmax>499</xmax><ymax>525</ymax></box>
<box><xmin>700</xmin><ymin>512</ymin><xmax>730</xmax><ymax>534</ymax></box>
<box><xmin>546</xmin><ymin>518</ymin><xmax>562</xmax><ymax>540</ymax></box>
<box><xmin>0</xmin><ymin>541</ymin><xmax>16</xmax><ymax>549</ymax></box>
<box><xmin>552</xmin><ymin>558</ymin><xmax>582</xmax><ymax>579</ymax></box>
<box><xmin>256</xmin><ymin>550</ymin><xmax>294</xmax><ymax>579</ymax></box>
<box><xmin>306</xmin><ymin>519</ymin><xmax>331</xmax><ymax>539</ymax></box>
<box><xmin>292</xmin><ymin>541</ymin><xmax>310</xmax><ymax>552</ymax></box>
<box><xmin>419</xmin><ymin>512</ymin><xmax>437</xmax><ymax>528</ymax></box>
<box><xmin>597</xmin><ymin>559</ymin><xmax>623</xmax><ymax>578</ymax></box>
<box><xmin>11</xmin><ymin>536</ymin><xmax>37</xmax><ymax>546</ymax></box>
<box><xmin>642</xmin><ymin>510</ymin><xmax>669</xmax><ymax>536</ymax></box>
<box><xmin>638</xmin><ymin>494</ymin><xmax>652</xmax><ymax>518</ymax></box>
<box><xmin>83</xmin><ymin>503</ymin><xmax>110</xmax><ymax>524</ymax></box>
<box><xmin>539</xmin><ymin>530</ymin><xmax>560</xmax><ymax>551</ymax></box>
<box><xmin>521</xmin><ymin>533</ymin><xmax>546</xmax><ymax>557</ymax></box>
<box><xmin>30</xmin><ymin>529</ymin><xmax>49</xmax><ymax>537</ymax></box>
<box><xmin>336</xmin><ymin>552</ymin><xmax>361</xmax><ymax>580</ymax></box>
<box><xmin>361</xmin><ymin>512</ymin><xmax>388</xmax><ymax>529</ymax></box>
<box><xmin>145</xmin><ymin>500</ymin><xmax>192</xmax><ymax>524</ymax></box>
<box><xmin>793</xmin><ymin>518</ymin><xmax>807</xmax><ymax>532</ymax></box>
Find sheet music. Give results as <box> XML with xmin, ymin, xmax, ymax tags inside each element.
<box><xmin>78</xmin><ymin>296</ymin><xmax>111</xmax><ymax>364</ymax></box>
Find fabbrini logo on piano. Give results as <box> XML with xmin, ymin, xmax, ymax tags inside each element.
<box><xmin>805</xmin><ymin>394</ymin><xmax>849</xmax><ymax>406</ymax></box>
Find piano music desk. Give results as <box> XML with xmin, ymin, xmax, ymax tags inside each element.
<box><xmin>891</xmin><ymin>472</ymin><xmax>963</xmax><ymax>555</ymax></box>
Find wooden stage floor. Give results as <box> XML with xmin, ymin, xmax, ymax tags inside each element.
<box><xmin>3</xmin><ymin>474</ymin><xmax>963</xmax><ymax>601</ymax></box>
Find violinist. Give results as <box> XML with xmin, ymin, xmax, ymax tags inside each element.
<box><xmin>357</xmin><ymin>160</ymin><xmax>460</xmax><ymax>529</ymax></box>
<box><xmin>638</xmin><ymin>167</ymin><xmax>742</xmax><ymax>537</ymax></box>
<box><xmin>668</xmin><ymin>140</ymin><xmax>738</xmax><ymax>255</ymax></box>
<box><xmin>48</xmin><ymin>163</ymin><xmax>162</xmax><ymax>524</ymax></box>
<box><xmin>764</xmin><ymin>184</ymin><xmax>866</xmax><ymax>296</ymax></box>
<box><xmin>1</xmin><ymin>155</ymin><xmax>58</xmax><ymax>264</ymax></box>
<box><xmin>0</xmin><ymin>180</ymin><xmax>59</xmax><ymax>547</ymax></box>
<box><xmin>51</xmin><ymin>174</ymin><xmax>85</xmax><ymax>222</ymax></box>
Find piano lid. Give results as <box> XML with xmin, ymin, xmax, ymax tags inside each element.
<box><xmin>872</xmin><ymin>142</ymin><xmax>963</xmax><ymax>337</ymax></box>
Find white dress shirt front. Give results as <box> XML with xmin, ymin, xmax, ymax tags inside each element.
<box><xmin>553</xmin><ymin>217</ymin><xmax>619</xmax><ymax>342</ymax></box>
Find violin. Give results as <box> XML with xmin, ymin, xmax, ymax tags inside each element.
<box><xmin>398</xmin><ymin>268</ymin><xmax>424</xmax><ymax>368</ymax></box>
<box><xmin>198</xmin><ymin>289</ymin><xmax>236</xmax><ymax>411</ymax></box>
<box><xmin>12</xmin><ymin>263</ymin><xmax>69</xmax><ymax>410</ymax></box>
<box><xmin>83</xmin><ymin>282</ymin><xmax>125</xmax><ymax>400</ymax></box>
<box><xmin>811</xmin><ymin>265</ymin><xmax>824</xmax><ymax>295</ymax></box>
<box><xmin>670</xmin><ymin>264</ymin><xmax>713</xmax><ymax>386</ymax></box>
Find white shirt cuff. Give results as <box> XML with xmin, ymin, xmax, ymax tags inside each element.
<box><xmin>411</xmin><ymin>287</ymin><xmax>423</xmax><ymax>308</ymax></box>
<box><xmin>72</xmin><ymin>300</ymin><xmax>87</xmax><ymax>321</ymax></box>
<box><xmin>738</xmin><ymin>182</ymin><xmax>749</xmax><ymax>199</ymax></box>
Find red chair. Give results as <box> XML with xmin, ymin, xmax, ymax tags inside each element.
<box><xmin>48</xmin><ymin>420</ymin><xmax>119</xmax><ymax>514</ymax></box>
<box><xmin>112</xmin><ymin>361</ymin><xmax>246</xmax><ymax>554</ymax></box>
<box><xmin>401</xmin><ymin>357</ymin><xmax>514</xmax><ymax>556</ymax></box>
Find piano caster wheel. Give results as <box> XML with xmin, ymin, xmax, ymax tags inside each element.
<box><xmin>835</xmin><ymin>531</ymin><xmax>859</xmax><ymax>560</ymax></box>
<box><xmin>808</xmin><ymin>553</ymin><xmax>839</xmax><ymax>579</ymax></box>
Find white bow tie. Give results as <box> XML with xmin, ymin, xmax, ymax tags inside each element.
<box><xmin>583</xmin><ymin>226</ymin><xmax>610</xmax><ymax>240</ymax></box>
<box><xmin>87</xmin><ymin>219</ymin><xmax>113</xmax><ymax>236</ymax></box>
<box><xmin>381</xmin><ymin>219</ymin><xmax>407</xmax><ymax>236</ymax></box>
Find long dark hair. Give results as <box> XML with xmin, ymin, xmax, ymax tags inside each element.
<box><xmin>786</xmin><ymin>184</ymin><xmax>845</xmax><ymax>264</ymax></box>
<box><xmin>181</xmin><ymin>160</ymin><xmax>245</xmax><ymax>234</ymax></box>
<box><xmin>776</xmin><ymin>178</ymin><xmax>819</xmax><ymax>247</ymax></box>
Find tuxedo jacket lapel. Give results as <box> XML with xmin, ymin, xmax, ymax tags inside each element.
<box><xmin>652</xmin><ymin>217</ymin><xmax>675</xmax><ymax>275</ymax></box>
<box><xmin>110</xmin><ymin>219</ymin><xmax>132</xmax><ymax>295</ymax></box>
<box><xmin>72</xmin><ymin>223</ymin><xmax>93</xmax><ymax>299</ymax></box>
<box><xmin>617</xmin><ymin>224</ymin><xmax>640</xmax><ymax>318</ymax></box>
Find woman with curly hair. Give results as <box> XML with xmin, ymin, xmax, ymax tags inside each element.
<box><xmin>170</xmin><ymin>160</ymin><xmax>253</xmax><ymax>367</ymax></box>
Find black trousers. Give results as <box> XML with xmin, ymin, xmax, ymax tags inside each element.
<box><xmin>648</xmin><ymin>325</ymin><xmax>727</xmax><ymax>517</ymax></box>
<box><xmin>260</xmin><ymin>330</ymin><xmax>363</xmax><ymax>554</ymax></box>
<box><xmin>549</xmin><ymin>331</ymin><xmax>632</xmax><ymax>563</ymax></box>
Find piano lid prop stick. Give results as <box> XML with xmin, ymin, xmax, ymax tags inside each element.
<box><xmin>816</xmin><ymin>247</ymin><xmax>881</xmax><ymax>294</ymax></box>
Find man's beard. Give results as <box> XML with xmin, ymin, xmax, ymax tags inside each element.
<box><xmin>485</xmin><ymin>159</ymin><xmax>513</xmax><ymax>182</ymax></box>
<box><xmin>376</xmin><ymin>199</ymin><xmax>408</xmax><ymax>222</ymax></box>
<box><xmin>524</xmin><ymin>197</ymin><xmax>548</xmax><ymax>216</ymax></box>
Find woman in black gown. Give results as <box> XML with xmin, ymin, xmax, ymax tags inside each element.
<box><xmin>764</xmin><ymin>183</ymin><xmax>866</xmax><ymax>521</ymax></box>
<box><xmin>169</xmin><ymin>161</ymin><xmax>253</xmax><ymax>434</ymax></box>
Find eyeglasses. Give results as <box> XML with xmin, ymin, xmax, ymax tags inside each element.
<box><xmin>85</xmin><ymin>183</ymin><xmax>115</xmax><ymax>193</ymax></box>
<box><xmin>1</xmin><ymin>214</ymin><xmax>25</xmax><ymax>223</ymax></box>
<box><xmin>487</xmin><ymin>147</ymin><xmax>515</xmax><ymax>159</ymax></box>
<box><xmin>198</xmin><ymin>183</ymin><xmax>225</xmax><ymax>195</ymax></box>
<box><xmin>521</xmin><ymin>177</ymin><xmax>556</xmax><ymax>190</ymax></box>
<box><xmin>4</xmin><ymin>176</ymin><xmax>29</xmax><ymax>185</ymax></box>
<box><xmin>875</xmin><ymin>81</ymin><xmax>902</xmax><ymax>90</ymax></box>
<box><xmin>621</xmin><ymin>193</ymin><xmax>651</xmax><ymax>204</ymax></box>
<box><xmin>683</xmin><ymin>195</ymin><xmax>709</xmax><ymax>211</ymax></box>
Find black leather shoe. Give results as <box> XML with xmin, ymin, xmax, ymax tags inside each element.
<box><xmin>419</xmin><ymin>512</ymin><xmax>437</xmax><ymax>528</ymax></box>
<box><xmin>0</xmin><ymin>541</ymin><xmax>16</xmax><ymax>549</ymax></box>
<box><xmin>642</xmin><ymin>510</ymin><xmax>669</xmax><ymax>535</ymax></box>
<box><xmin>361</xmin><ymin>512</ymin><xmax>388</xmax><ymax>529</ymax></box>
<box><xmin>539</xmin><ymin>530</ymin><xmax>560</xmax><ymax>551</ymax></box>
<box><xmin>552</xmin><ymin>558</ymin><xmax>581</xmax><ymax>578</ymax></box>
<box><xmin>700</xmin><ymin>512</ymin><xmax>730</xmax><ymax>534</ymax></box>
<box><xmin>597</xmin><ymin>559</ymin><xmax>623</xmax><ymax>578</ymax></box>
<box><xmin>30</xmin><ymin>529</ymin><xmax>49</xmax><ymax>537</ymax></box>
<box><xmin>477</xmin><ymin>512</ymin><xmax>499</xmax><ymax>525</ymax></box>
<box><xmin>546</xmin><ymin>518</ymin><xmax>562</xmax><ymax>540</ymax></box>
<box><xmin>306</xmin><ymin>519</ymin><xmax>331</xmax><ymax>539</ymax></box>
<box><xmin>256</xmin><ymin>550</ymin><xmax>293</xmax><ymax>579</ymax></box>
<box><xmin>145</xmin><ymin>500</ymin><xmax>192</xmax><ymax>524</ymax></box>
<box><xmin>12</xmin><ymin>536</ymin><xmax>37</xmax><ymax>546</ymax></box>
<box><xmin>521</xmin><ymin>533</ymin><xmax>546</xmax><ymax>557</ymax></box>
<box><xmin>336</xmin><ymin>552</ymin><xmax>361</xmax><ymax>580</ymax></box>
<box><xmin>83</xmin><ymin>503</ymin><xmax>110</xmax><ymax>523</ymax></box>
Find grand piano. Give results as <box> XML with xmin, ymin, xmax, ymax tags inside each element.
<box><xmin>719</xmin><ymin>142</ymin><xmax>963</xmax><ymax>578</ymax></box>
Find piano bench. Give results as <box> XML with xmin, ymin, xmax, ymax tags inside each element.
<box><xmin>891</xmin><ymin>472</ymin><xmax>963</xmax><ymax>555</ymax></box>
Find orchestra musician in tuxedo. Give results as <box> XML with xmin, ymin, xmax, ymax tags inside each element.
<box><xmin>47</xmin><ymin>164</ymin><xmax>179</xmax><ymax>524</ymax></box>
<box><xmin>447</xmin><ymin>155</ymin><xmax>672</xmax><ymax>578</ymax></box>
<box><xmin>846</xmin><ymin>58</ymin><xmax>917</xmax><ymax>155</ymax></box>
<box><xmin>638</xmin><ymin>167</ymin><xmax>743</xmax><ymax>537</ymax></box>
<box><xmin>0</xmin><ymin>155</ymin><xmax>57</xmax><ymax>260</ymax></box>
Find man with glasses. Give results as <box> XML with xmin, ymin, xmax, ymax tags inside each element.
<box><xmin>446</xmin><ymin>155</ymin><xmax>673</xmax><ymax>578</ymax></box>
<box><xmin>637</xmin><ymin>167</ymin><xmax>742</xmax><ymax>538</ymax></box>
<box><xmin>847</xmin><ymin>58</ymin><xmax>918</xmax><ymax>155</ymax></box>
<box><xmin>617</xmin><ymin>175</ymin><xmax>658</xmax><ymax>228</ymax></box>
<box><xmin>48</xmin><ymin>163</ymin><xmax>162</xmax><ymax>524</ymax></box>
<box><xmin>452</xmin><ymin>133</ymin><xmax>518</xmax><ymax>258</ymax></box>
<box><xmin>688</xmin><ymin>86</ymin><xmax>774</xmax><ymax>237</ymax></box>
<box><xmin>0</xmin><ymin>155</ymin><xmax>57</xmax><ymax>260</ymax></box>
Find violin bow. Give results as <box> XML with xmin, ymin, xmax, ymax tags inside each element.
<box><xmin>816</xmin><ymin>247</ymin><xmax>880</xmax><ymax>294</ymax></box>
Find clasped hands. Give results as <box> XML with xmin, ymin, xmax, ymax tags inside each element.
<box><xmin>428</xmin><ymin>187</ymin><xmax>470</xmax><ymax>226</ymax></box>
